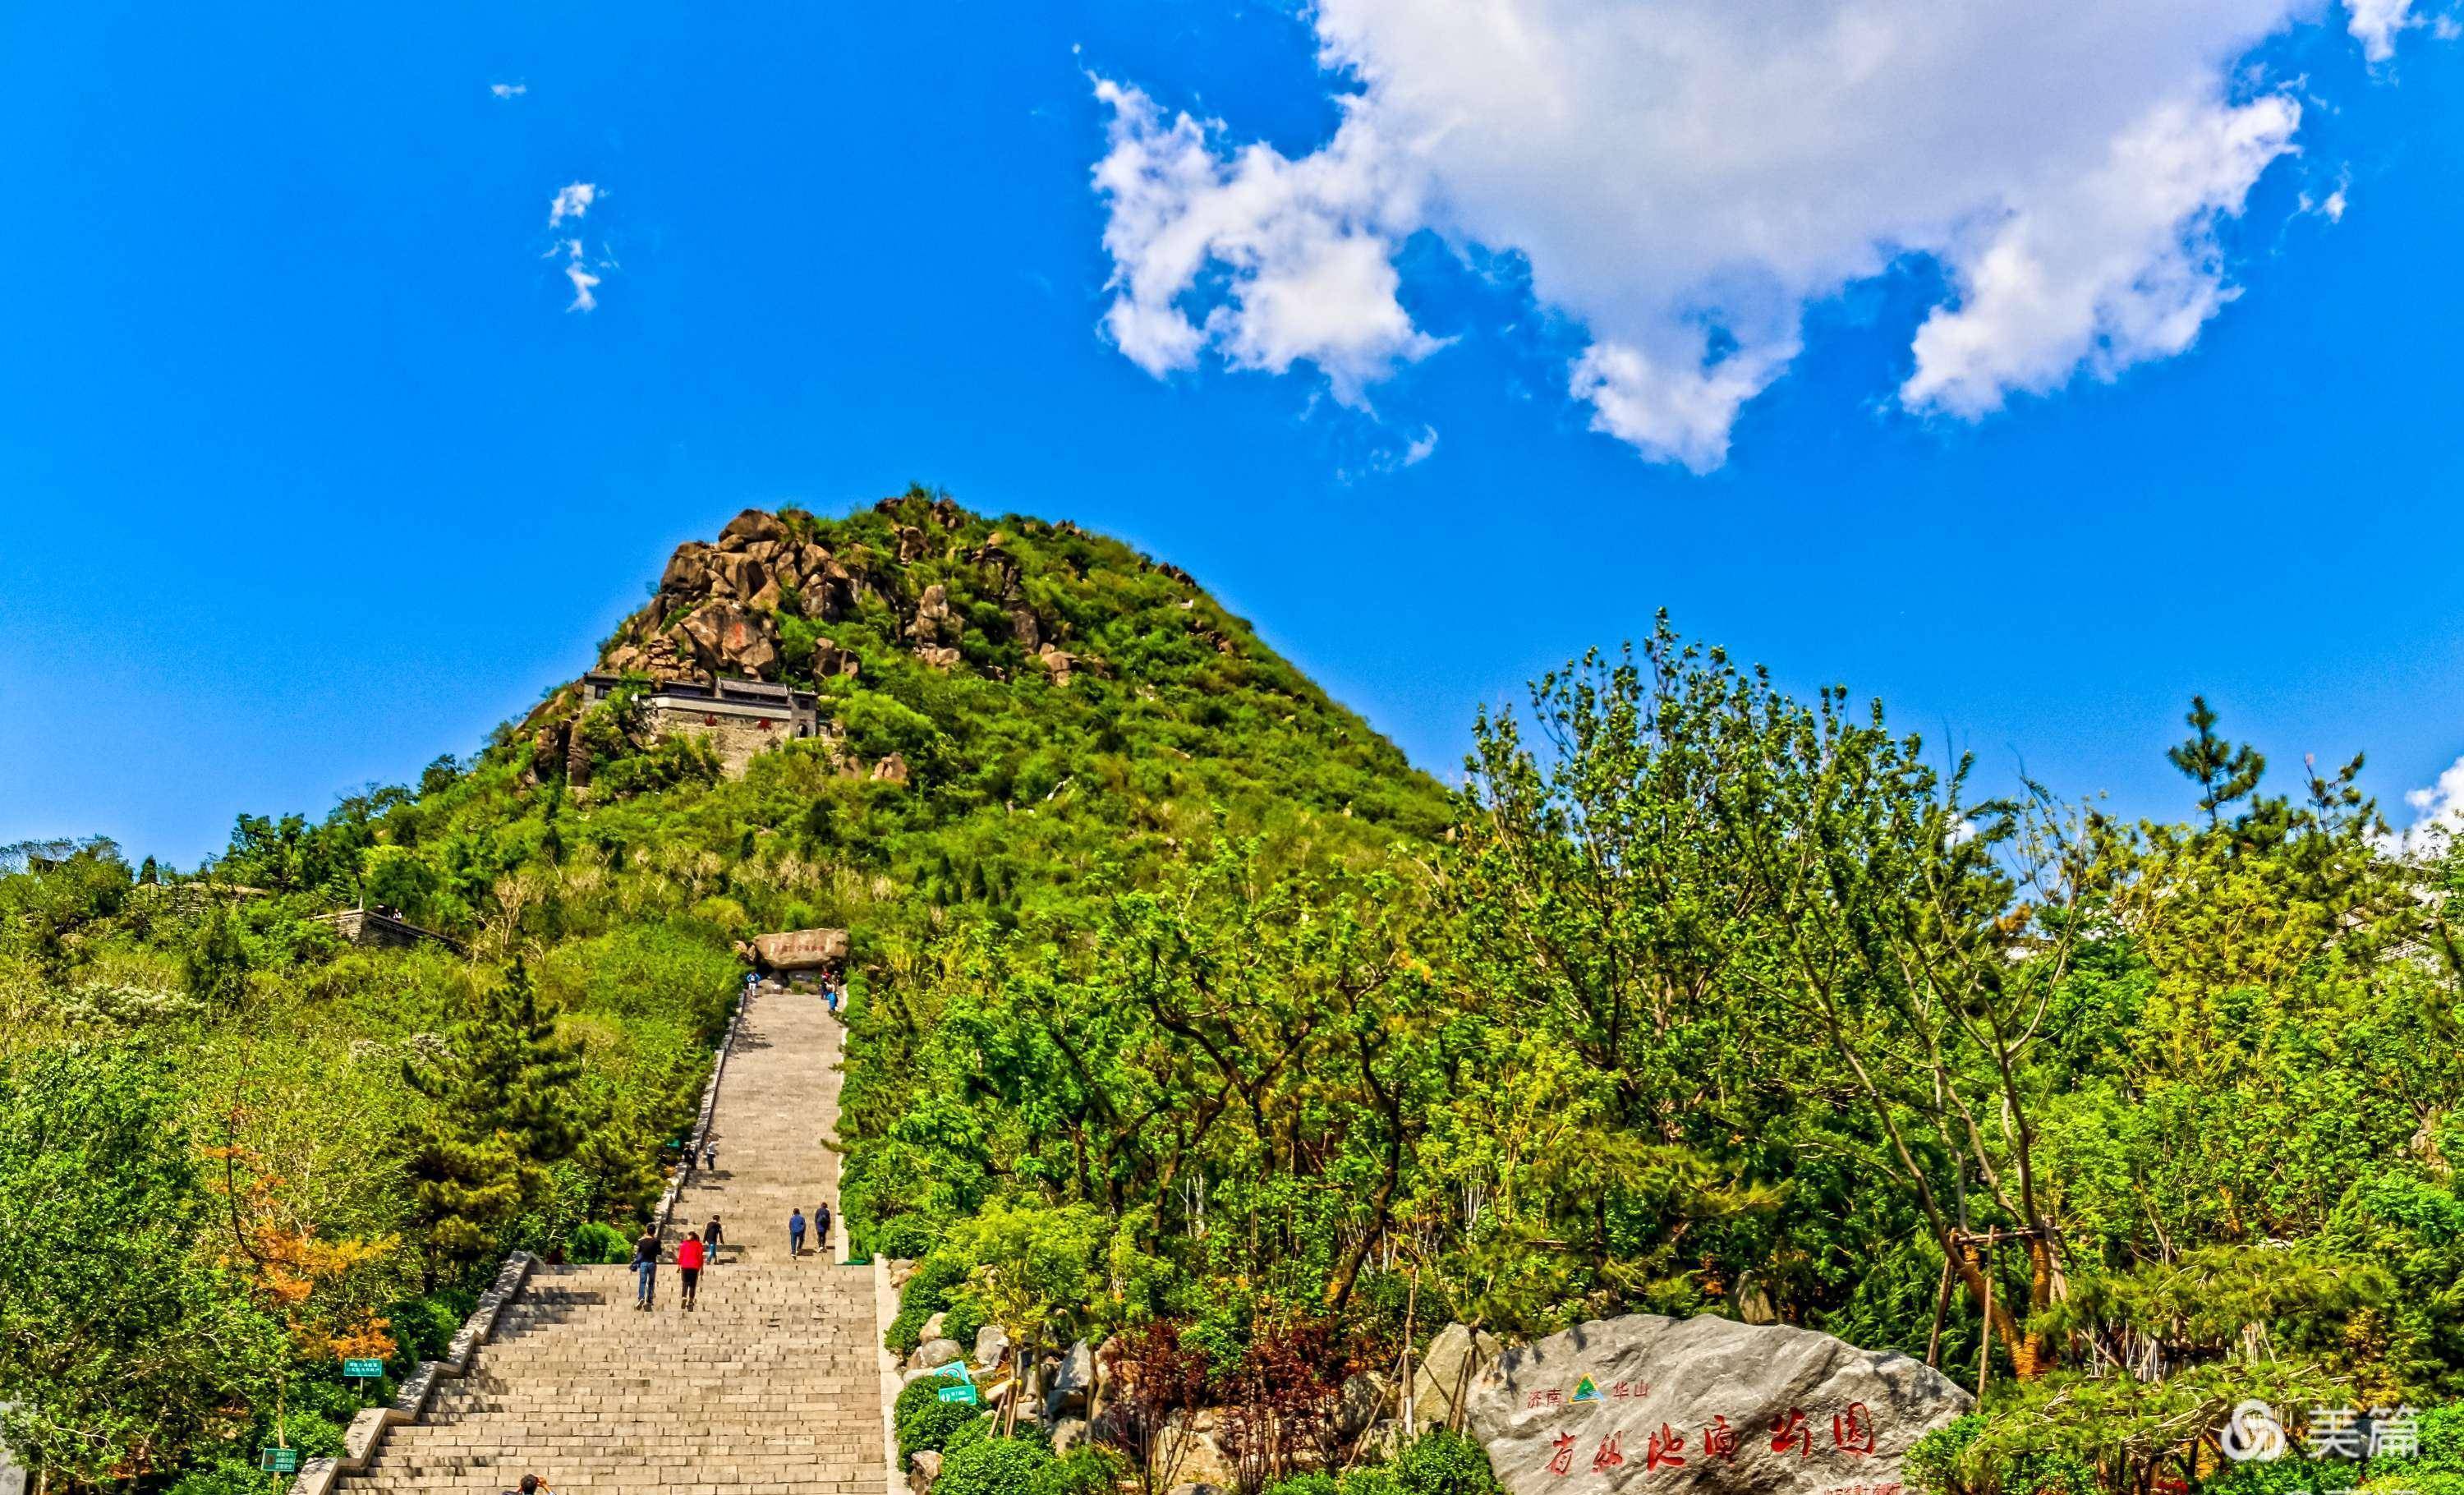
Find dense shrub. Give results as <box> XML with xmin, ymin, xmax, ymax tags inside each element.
<box><xmin>1265</xmin><ymin>1474</ymin><xmax>1338</xmax><ymax>1495</ymax></box>
<box><xmin>887</xmin><ymin>1300</ymin><xmax>932</xmax><ymax>1355</ymax></box>
<box><xmin>389</xmin><ymin>1286</ymin><xmax>477</xmax><ymax>1364</ymax></box>
<box><xmin>1392</xmin><ymin>1428</ymin><xmax>1501</xmax><ymax>1495</ymax></box>
<box><xmin>1336</xmin><ymin>1467</ymin><xmax>1402</xmax><ymax>1495</ymax></box>
<box><xmin>896</xmin><ymin>1373</ymin><xmax>986</xmax><ymax>1460</ymax></box>
<box><xmin>908</xmin><ymin>1249</ymin><xmax>971</xmax><ymax>1308</ymax></box>
<box><xmin>876</xmin><ymin>1213</ymin><xmax>942</xmax><ymax>1259</ymax></box>
<box><xmin>1028</xmin><ymin>1445</ymin><xmax>1127</xmax><ymax>1495</ymax></box>
<box><xmin>943</xmin><ymin>1296</ymin><xmax>989</xmax><ymax>1350</ymax></box>
<box><xmin>1901</xmin><ymin>1415</ymin><xmax>2092</xmax><ymax>1495</ymax></box>
<box><xmin>570</xmin><ymin>1221</ymin><xmax>632</xmax><ymax>1264</ymax></box>
<box><xmin>936</xmin><ymin>1433</ymin><xmax>1056</xmax><ymax>1495</ymax></box>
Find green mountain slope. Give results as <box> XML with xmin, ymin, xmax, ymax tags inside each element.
<box><xmin>0</xmin><ymin>489</ymin><xmax>1450</xmax><ymax>1490</ymax></box>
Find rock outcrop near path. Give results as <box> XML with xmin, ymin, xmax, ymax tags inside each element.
<box><xmin>1465</xmin><ymin>1314</ymin><xmax>1970</xmax><ymax>1495</ymax></box>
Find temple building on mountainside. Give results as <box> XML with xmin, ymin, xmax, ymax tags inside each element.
<box><xmin>577</xmin><ymin>672</ymin><xmax>824</xmax><ymax>779</ymax></box>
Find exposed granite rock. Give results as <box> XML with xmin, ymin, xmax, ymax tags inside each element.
<box><xmin>1465</xmin><ymin>1314</ymin><xmax>1970</xmax><ymax>1495</ymax></box>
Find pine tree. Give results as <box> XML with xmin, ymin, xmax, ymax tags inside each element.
<box><xmin>2166</xmin><ymin>695</ymin><xmax>2267</xmax><ymax>828</ymax></box>
<box><xmin>403</xmin><ymin>962</ymin><xmax>586</xmax><ymax>1273</ymax></box>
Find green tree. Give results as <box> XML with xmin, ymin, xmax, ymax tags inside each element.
<box><xmin>0</xmin><ymin>1046</ymin><xmax>286</xmax><ymax>1484</ymax></box>
<box><xmin>402</xmin><ymin>963</ymin><xmax>585</xmax><ymax>1274</ymax></box>
<box><xmin>2164</xmin><ymin>695</ymin><xmax>2266</xmax><ymax>830</ymax></box>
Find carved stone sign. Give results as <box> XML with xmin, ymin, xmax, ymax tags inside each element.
<box><xmin>1465</xmin><ymin>1315</ymin><xmax>1970</xmax><ymax>1495</ymax></box>
<box><xmin>752</xmin><ymin>927</ymin><xmax>851</xmax><ymax>971</ymax></box>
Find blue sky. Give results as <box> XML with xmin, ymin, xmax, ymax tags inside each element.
<box><xmin>2</xmin><ymin>0</ymin><xmax>2460</xmax><ymax>868</ymax></box>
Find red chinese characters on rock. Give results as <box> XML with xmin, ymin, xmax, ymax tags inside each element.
<box><xmin>1537</xmin><ymin>1401</ymin><xmax>1886</xmax><ymax>1479</ymax></box>
<box><xmin>1771</xmin><ymin>1408</ymin><xmax>1814</xmax><ymax>1459</ymax></box>
<box><xmin>1643</xmin><ymin>1425</ymin><xmax>1686</xmax><ymax>1472</ymax></box>
<box><xmin>1592</xmin><ymin>1433</ymin><xmax>1625</xmax><ymax>1474</ymax></box>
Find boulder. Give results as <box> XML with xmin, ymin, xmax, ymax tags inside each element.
<box><xmin>920</xmin><ymin>1312</ymin><xmax>948</xmax><ymax>1344</ymax></box>
<box><xmin>871</xmin><ymin>754</ymin><xmax>911</xmax><ymax>786</ymax></box>
<box><xmin>1048</xmin><ymin>1340</ymin><xmax>1095</xmax><ymax>1418</ymax></box>
<box><xmin>662</xmin><ymin>543</ymin><xmax>714</xmax><ymax>593</ymax></box>
<box><xmin>917</xmin><ymin>646</ymin><xmax>962</xmax><ymax>671</ymax></box>
<box><xmin>1337</xmin><ymin>1371</ymin><xmax>1391</xmax><ymax>1438</ymax></box>
<box><xmin>800</xmin><ymin>555</ymin><xmax>857</xmax><ymax>620</ymax></box>
<box><xmin>811</xmin><ymin>638</ymin><xmax>862</xmax><ymax>678</ymax></box>
<box><xmin>888</xmin><ymin>1259</ymin><xmax>918</xmax><ymax>1290</ymax></box>
<box><xmin>1051</xmin><ymin>1415</ymin><xmax>1092</xmax><ymax>1456</ymax></box>
<box><xmin>1170</xmin><ymin>1424</ymin><xmax>1237</xmax><ymax>1491</ymax></box>
<box><xmin>909</xmin><ymin>583</ymin><xmax>961</xmax><ymax>646</ymax></box>
<box><xmin>752</xmin><ymin>928</ymin><xmax>850</xmax><ymax>972</ymax></box>
<box><xmin>915</xmin><ymin>1337</ymin><xmax>964</xmax><ymax>1369</ymax></box>
<box><xmin>715</xmin><ymin>552</ymin><xmax>769</xmax><ymax>602</ymax></box>
<box><xmin>1415</xmin><ymin>1323</ymin><xmax>1502</xmax><ymax>1433</ymax></box>
<box><xmin>897</xmin><ymin>525</ymin><xmax>930</xmax><ymax>563</ymax></box>
<box><xmin>910</xmin><ymin>1451</ymin><xmax>942</xmax><ymax>1495</ymax></box>
<box><xmin>976</xmin><ymin>1324</ymin><xmax>1011</xmax><ymax>1368</ymax></box>
<box><xmin>719</xmin><ymin>508</ymin><xmax>786</xmax><ymax>547</ymax></box>
<box><xmin>1464</xmin><ymin>1314</ymin><xmax>1971</xmax><ymax>1495</ymax></box>
<box><xmin>678</xmin><ymin>601</ymin><xmax>779</xmax><ymax>678</ymax></box>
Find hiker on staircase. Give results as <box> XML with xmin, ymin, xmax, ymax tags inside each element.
<box><xmin>788</xmin><ymin>1207</ymin><xmax>807</xmax><ymax>1258</ymax></box>
<box><xmin>632</xmin><ymin>1226</ymin><xmax>660</xmax><ymax>1309</ymax></box>
<box><xmin>678</xmin><ymin>1230</ymin><xmax>706</xmax><ymax>1310</ymax></box>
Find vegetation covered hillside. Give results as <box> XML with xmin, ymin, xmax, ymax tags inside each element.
<box><xmin>13</xmin><ymin>486</ymin><xmax>2464</xmax><ymax>1495</ymax></box>
<box><xmin>0</xmin><ymin>488</ymin><xmax>1447</xmax><ymax>1494</ymax></box>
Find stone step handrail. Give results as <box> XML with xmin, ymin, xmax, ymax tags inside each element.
<box><xmin>287</xmin><ymin>987</ymin><xmax>752</xmax><ymax>1495</ymax></box>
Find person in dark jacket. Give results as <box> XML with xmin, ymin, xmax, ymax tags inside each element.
<box><xmin>703</xmin><ymin>1217</ymin><xmax>725</xmax><ymax>1264</ymax></box>
<box><xmin>631</xmin><ymin>1228</ymin><xmax>660</xmax><ymax>1309</ymax></box>
<box><xmin>788</xmin><ymin>1208</ymin><xmax>807</xmax><ymax>1258</ymax></box>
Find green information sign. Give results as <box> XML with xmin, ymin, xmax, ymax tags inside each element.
<box><xmin>937</xmin><ymin>1384</ymin><xmax>979</xmax><ymax>1404</ymax></box>
<box><xmin>342</xmin><ymin>1358</ymin><xmax>385</xmax><ymax>1378</ymax></box>
<box><xmin>260</xmin><ymin>1447</ymin><xmax>301</xmax><ymax>1474</ymax></box>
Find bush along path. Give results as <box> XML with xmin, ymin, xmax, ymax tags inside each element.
<box><xmin>337</xmin><ymin>984</ymin><xmax>884</xmax><ymax>1495</ymax></box>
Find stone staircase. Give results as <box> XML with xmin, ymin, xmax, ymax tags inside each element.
<box><xmin>341</xmin><ymin>988</ymin><xmax>885</xmax><ymax>1495</ymax></box>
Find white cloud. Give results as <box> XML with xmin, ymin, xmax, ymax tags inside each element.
<box><xmin>2301</xmin><ymin>174</ymin><xmax>2352</xmax><ymax>222</ymax></box>
<box><xmin>1403</xmin><ymin>426</ymin><xmax>1438</xmax><ymax>465</ymax></box>
<box><xmin>1092</xmin><ymin>80</ymin><xmax>1440</xmax><ymax>406</ymax></box>
<box><xmin>2347</xmin><ymin>0</ymin><xmax>2416</xmax><ymax>61</ymax></box>
<box><xmin>548</xmin><ymin>182</ymin><xmax>598</xmax><ymax>228</ymax></box>
<box><xmin>2388</xmin><ymin>753</ymin><xmax>2464</xmax><ymax>858</ymax></box>
<box><xmin>1901</xmin><ymin>94</ymin><xmax>2301</xmax><ymax>418</ymax></box>
<box><xmin>1090</xmin><ymin>0</ymin><xmax>2415</xmax><ymax>468</ymax></box>
<box><xmin>490</xmin><ymin>82</ymin><xmax>528</xmax><ymax>99</ymax></box>
<box><xmin>547</xmin><ymin>237</ymin><xmax>609</xmax><ymax>312</ymax></box>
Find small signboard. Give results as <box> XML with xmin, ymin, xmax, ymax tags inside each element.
<box><xmin>260</xmin><ymin>1447</ymin><xmax>301</xmax><ymax>1474</ymax></box>
<box><xmin>937</xmin><ymin>1384</ymin><xmax>980</xmax><ymax>1405</ymax></box>
<box><xmin>342</xmin><ymin>1358</ymin><xmax>386</xmax><ymax>1378</ymax></box>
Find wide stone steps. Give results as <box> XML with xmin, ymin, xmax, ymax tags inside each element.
<box><xmin>339</xmin><ymin>989</ymin><xmax>885</xmax><ymax>1495</ymax></box>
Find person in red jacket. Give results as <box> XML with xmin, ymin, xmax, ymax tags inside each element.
<box><xmin>678</xmin><ymin>1230</ymin><xmax>706</xmax><ymax>1310</ymax></box>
